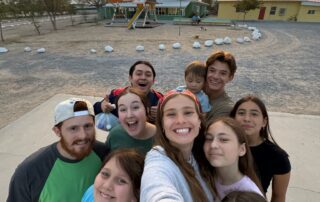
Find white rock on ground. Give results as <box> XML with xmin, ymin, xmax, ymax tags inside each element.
<box><xmin>159</xmin><ymin>44</ymin><xmax>165</xmax><ymax>50</ymax></box>
<box><xmin>136</xmin><ymin>45</ymin><xmax>144</xmax><ymax>51</ymax></box>
<box><xmin>172</xmin><ymin>42</ymin><xmax>181</xmax><ymax>49</ymax></box>
<box><xmin>204</xmin><ymin>40</ymin><xmax>214</xmax><ymax>47</ymax></box>
<box><xmin>252</xmin><ymin>30</ymin><xmax>262</xmax><ymax>40</ymax></box>
<box><xmin>90</xmin><ymin>49</ymin><xmax>96</xmax><ymax>53</ymax></box>
<box><xmin>24</xmin><ymin>47</ymin><xmax>32</xmax><ymax>52</ymax></box>
<box><xmin>244</xmin><ymin>36</ymin><xmax>251</xmax><ymax>42</ymax></box>
<box><xmin>193</xmin><ymin>41</ymin><xmax>201</xmax><ymax>49</ymax></box>
<box><xmin>223</xmin><ymin>37</ymin><xmax>232</xmax><ymax>44</ymax></box>
<box><xmin>214</xmin><ymin>38</ymin><xmax>224</xmax><ymax>45</ymax></box>
<box><xmin>0</xmin><ymin>47</ymin><xmax>8</xmax><ymax>53</ymax></box>
<box><xmin>236</xmin><ymin>37</ymin><xmax>244</xmax><ymax>44</ymax></box>
<box><xmin>37</xmin><ymin>48</ymin><xmax>46</xmax><ymax>53</ymax></box>
<box><xmin>104</xmin><ymin>46</ymin><xmax>113</xmax><ymax>52</ymax></box>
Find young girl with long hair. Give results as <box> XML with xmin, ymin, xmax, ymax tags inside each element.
<box><xmin>203</xmin><ymin>117</ymin><xmax>264</xmax><ymax>200</ymax></box>
<box><xmin>230</xmin><ymin>95</ymin><xmax>291</xmax><ymax>202</ymax></box>
<box><xmin>140</xmin><ymin>89</ymin><xmax>214</xmax><ymax>201</ymax></box>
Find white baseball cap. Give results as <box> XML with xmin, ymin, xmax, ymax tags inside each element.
<box><xmin>54</xmin><ymin>98</ymin><xmax>94</xmax><ymax>125</ymax></box>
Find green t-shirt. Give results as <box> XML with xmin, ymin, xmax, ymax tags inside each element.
<box><xmin>39</xmin><ymin>152</ymin><xmax>101</xmax><ymax>202</ymax></box>
<box><xmin>106</xmin><ymin>124</ymin><xmax>153</xmax><ymax>154</ymax></box>
<box><xmin>7</xmin><ymin>142</ymin><xmax>108</xmax><ymax>202</ymax></box>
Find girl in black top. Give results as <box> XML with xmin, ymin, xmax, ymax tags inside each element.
<box><xmin>230</xmin><ymin>95</ymin><xmax>291</xmax><ymax>202</ymax></box>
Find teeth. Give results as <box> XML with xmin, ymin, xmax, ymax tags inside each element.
<box><xmin>127</xmin><ymin>121</ymin><xmax>136</xmax><ymax>125</ymax></box>
<box><xmin>100</xmin><ymin>191</ymin><xmax>113</xmax><ymax>199</ymax></box>
<box><xmin>175</xmin><ymin>128</ymin><xmax>189</xmax><ymax>134</ymax></box>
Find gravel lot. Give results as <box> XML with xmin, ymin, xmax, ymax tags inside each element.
<box><xmin>0</xmin><ymin>18</ymin><xmax>319</xmax><ymax>129</ymax></box>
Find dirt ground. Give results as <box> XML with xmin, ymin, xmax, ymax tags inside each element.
<box><xmin>0</xmin><ymin>16</ymin><xmax>319</xmax><ymax>129</ymax></box>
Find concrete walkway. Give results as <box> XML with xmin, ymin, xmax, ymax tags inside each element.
<box><xmin>1</xmin><ymin>94</ymin><xmax>319</xmax><ymax>201</ymax></box>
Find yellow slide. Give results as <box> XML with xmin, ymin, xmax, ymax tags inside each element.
<box><xmin>128</xmin><ymin>4</ymin><xmax>144</xmax><ymax>29</ymax></box>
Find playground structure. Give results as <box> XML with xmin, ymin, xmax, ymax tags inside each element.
<box><xmin>108</xmin><ymin>0</ymin><xmax>131</xmax><ymax>23</ymax></box>
<box><xmin>107</xmin><ymin>0</ymin><xmax>158</xmax><ymax>29</ymax></box>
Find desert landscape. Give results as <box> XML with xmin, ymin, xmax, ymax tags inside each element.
<box><xmin>0</xmin><ymin>16</ymin><xmax>319</xmax><ymax>129</ymax></box>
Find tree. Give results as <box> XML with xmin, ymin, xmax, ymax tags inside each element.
<box><xmin>16</xmin><ymin>0</ymin><xmax>45</xmax><ymax>35</ymax></box>
<box><xmin>234</xmin><ymin>0</ymin><xmax>262</xmax><ymax>23</ymax></box>
<box><xmin>7</xmin><ymin>1</ymin><xmax>20</xmax><ymax>18</ymax></box>
<box><xmin>0</xmin><ymin>2</ymin><xmax>8</xmax><ymax>42</ymax></box>
<box><xmin>42</xmin><ymin>0</ymin><xmax>69</xmax><ymax>30</ymax></box>
<box><xmin>66</xmin><ymin>3</ymin><xmax>76</xmax><ymax>25</ymax></box>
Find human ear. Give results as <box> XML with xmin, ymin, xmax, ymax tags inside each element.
<box><xmin>262</xmin><ymin>117</ymin><xmax>268</xmax><ymax>128</ymax></box>
<box><xmin>129</xmin><ymin>75</ymin><xmax>134</xmax><ymax>86</ymax></box>
<box><xmin>228</xmin><ymin>74</ymin><xmax>234</xmax><ymax>82</ymax></box>
<box><xmin>52</xmin><ymin>126</ymin><xmax>61</xmax><ymax>138</ymax></box>
<box><xmin>239</xmin><ymin>143</ymin><xmax>246</xmax><ymax>157</ymax></box>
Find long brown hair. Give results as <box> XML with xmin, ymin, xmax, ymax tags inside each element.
<box><xmin>155</xmin><ymin>90</ymin><xmax>214</xmax><ymax>201</ymax></box>
<box><xmin>100</xmin><ymin>149</ymin><xmax>145</xmax><ymax>201</ymax></box>
<box><xmin>204</xmin><ymin>117</ymin><xmax>264</xmax><ymax>199</ymax></box>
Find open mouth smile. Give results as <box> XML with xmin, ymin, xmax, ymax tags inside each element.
<box><xmin>174</xmin><ymin>128</ymin><xmax>191</xmax><ymax>136</ymax></box>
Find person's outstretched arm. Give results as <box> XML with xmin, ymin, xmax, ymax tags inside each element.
<box><xmin>271</xmin><ymin>172</ymin><xmax>291</xmax><ymax>202</ymax></box>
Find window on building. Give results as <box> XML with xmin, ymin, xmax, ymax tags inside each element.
<box><xmin>270</xmin><ymin>6</ymin><xmax>276</xmax><ymax>15</ymax></box>
<box><xmin>168</xmin><ymin>8</ymin><xmax>178</xmax><ymax>15</ymax></box>
<box><xmin>279</xmin><ymin>8</ymin><xmax>286</xmax><ymax>16</ymax></box>
<box><xmin>156</xmin><ymin>7</ymin><xmax>184</xmax><ymax>16</ymax></box>
<box><xmin>156</xmin><ymin>8</ymin><xmax>168</xmax><ymax>15</ymax></box>
<box><xmin>307</xmin><ymin>10</ymin><xmax>315</xmax><ymax>14</ymax></box>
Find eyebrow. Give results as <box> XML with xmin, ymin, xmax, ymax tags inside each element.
<box><xmin>238</xmin><ymin>108</ymin><xmax>261</xmax><ymax>113</ymax></box>
<box><xmin>131</xmin><ymin>100</ymin><xmax>142</xmax><ymax>105</ymax></box>
<box><xmin>165</xmin><ymin>105</ymin><xmax>195</xmax><ymax>111</ymax></box>
<box><xmin>206</xmin><ymin>132</ymin><xmax>228</xmax><ymax>137</ymax></box>
<box><xmin>135</xmin><ymin>69</ymin><xmax>152</xmax><ymax>73</ymax></box>
<box><xmin>119</xmin><ymin>100</ymin><xmax>141</xmax><ymax>106</ymax></box>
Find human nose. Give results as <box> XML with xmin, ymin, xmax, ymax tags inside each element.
<box><xmin>210</xmin><ymin>139</ymin><xmax>218</xmax><ymax>148</ymax></box>
<box><xmin>243</xmin><ymin>113</ymin><xmax>251</xmax><ymax>122</ymax></box>
<box><xmin>126</xmin><ymin>109</ymin><xmax>133</xmax><ymax>118</ymax></box>
<box><xmin>176</xmin><ymin>113</ymin><xmax>186</xmax><ymax>123</ymax></box>
<box><xmin>78</xmin><ymin>127</ymin><xmax>88</xmax><ymax>139</ymax></box>
<box><xmin>101</xmin><ymin>178</ymin><xmax>113</xmax><ymax>190</ymax></box>
<box><xmin>140</xmin><ymin>73</ymin><xmax>147</xmax><ymax>80</ymax></box>
<box><xmin>211</xmin><ymin>71</ymin><xmax>220</xmax><ymax>79</ymax></box>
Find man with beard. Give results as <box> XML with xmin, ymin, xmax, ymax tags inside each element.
<box><xmin>94</xmin><ymin>60</ymin><xmax>163</xmax><ymax>123</ymax></box>
<box><xmin>7</xmin><ymin>98</ymin><xmax>108</xmax><ymax>202</ymax></box>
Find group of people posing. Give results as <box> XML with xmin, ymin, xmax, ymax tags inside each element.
<box><xmin>7</xmin><ymin>50</ymin><xmax>291</xmax><ymax>202</ymax></box>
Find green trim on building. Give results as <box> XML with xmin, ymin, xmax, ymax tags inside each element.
<box><xmin>99</xmin><ymin>1</ymin><xmax>208</xmax><ymax>20</ymax></box>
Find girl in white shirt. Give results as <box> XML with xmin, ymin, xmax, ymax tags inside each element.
<box><xmin>203</xmin><ymin>117</ymin><xmax>264</xmax><ymax>201</ymax></box>
<box><xmin>140</xmin><ymin>89</ymin><xmax>215</xmax><ymax>202</ymax></box>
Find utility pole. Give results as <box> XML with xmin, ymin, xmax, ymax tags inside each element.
<box><xmin>179</xmin><ymin>0</ymin><xmax>181</xmax><ymax>36</ymax></box>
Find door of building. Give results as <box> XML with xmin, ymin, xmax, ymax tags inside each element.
<box><xmin>258</xmin><ymin>7</ymin><xmax>266</xmax><ymax>20</ymax></box>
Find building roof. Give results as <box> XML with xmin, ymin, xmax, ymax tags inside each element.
<box><xmin>302</xmin><ymin>0</ymin><xmax>320</xmax><ymax>6</ymax></box>
<box><xmin>104</xmin><ymin>0</ymin><xmax>207</xmax><ymax>8</ymax></box>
